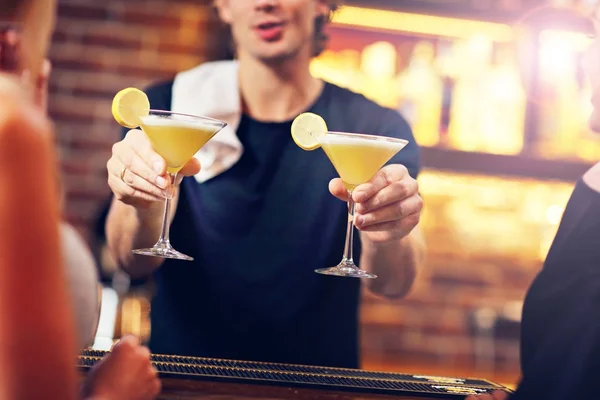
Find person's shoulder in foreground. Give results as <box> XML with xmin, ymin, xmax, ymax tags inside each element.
<box><xmin>466</xmin><ymin>163</ymin><xmax>600</xmax><ymax>400</ymax></box>
<box><xmin>0</xmin><ymin>74</ymin><xmax>80</xmax><ymax>400</ymax></box>
<box><xmin>517</xmin><ymin>166</ymin><xmax>600</xmax><ymax>400</ymax></box>
<box><xmin>323</xmin><ymin>82</ymin><xmax>421</xmax><ymax>178</ymax></box>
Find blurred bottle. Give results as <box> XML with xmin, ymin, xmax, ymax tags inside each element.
<box><xmin>447</xmin><ymin>35</ymin><xmax>493</xmax><ymax>152</ymax></box>
<box><xmin>480</xmin><ymin>45</ymin><xmax>525</xmax><ymax>155</ymax></box>
<box><xmin>397</xmin><ymin>41</ymin><xmax>443</xmax><ymax>147</ymax></box>
<box><xmin>536</xmin><ymin>30</ymin><xmax>582</xmax><ymax>160</ymax></box>
<box><xmin>435</xmin><ymin>40</ymin><xmax>459</xmax><ymax>146</ymax></box>
<box><xmin>360</xmin><ymin>41</ymin><xmax>399</xmax><ymax>108</ymax></box>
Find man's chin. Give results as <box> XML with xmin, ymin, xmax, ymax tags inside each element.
<box><xmin>252</xmin><ymin>43</ymin><xmax>302</xmax><ymax>64</ymax></box>
<box><xmin>257</xmin><ymin>51</ymin><xmax>296</xmax><ymax>64</ymax></box>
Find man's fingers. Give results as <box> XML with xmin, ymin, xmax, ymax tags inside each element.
<box><xmin>328</xmin><ymin>178</ymin><xmax>349</xmax><ymax>201</ymax></box>
<box><xmin>133</xmin><ymin>142</ymin><xmax>167</xmax><ymax>178</ymax></box>
<box><xmin>353</xmin><ymin>164</ymin><xmax>408</xmax><ymax>203</ymax></box>
<box><xmin>122</xmin><ymin>153</ymin><xmax>167</xmax><ymax>190</ymax></box>
<box><xmin>108</xmin><ymin>153</ymin><xmax>166</xmax><ymax>193</ymax></box>
<box><xmin>355</xmin><ymin>195</ymin><xmax>423</xmax><ymax>229</ymax></box>
<box><xmin>355</xmin><ymin>179</ymin><xmax>416</xmax><ymax>214</ymax></box>
<box><xmin>112</xmin><ymin>132</ymin><xmax>167</xmax><ymax>188</ymax></box>
<box><xmin>179</xmin><ymin>157</ymin><xmax>201</xmax><ymax>177</ymax></box>
<box><xmin>121</xmin><ymin>169</ymin><xmax>167</xmax><ymax>199</ymax></box>
<box><xmin>108</xmin><ymin>174</ymin><xmax>164</xmax><ymax>203</ymax></box>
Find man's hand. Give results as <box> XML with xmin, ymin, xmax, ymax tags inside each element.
<box><xmin>83</xmin><ymin>335</ymin><xmax>161</xmax><ymax>400</ymax></box>
<box><xmin>107</xmin><ymin>129</ymin><xmax>201</xmax><ymax>208</ymax></box>
<box><xmin>465</xmin><ymin>390</ymin><xmax>509</xmax><ymax>400</ymax></box>
<box><xmin>329</xmin><ymin>164</ymin><xmax>422</xmax><ymax>243</ymax></box>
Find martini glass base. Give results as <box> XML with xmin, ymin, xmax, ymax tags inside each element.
<box><xmin>315</xmin><ymin>260</ymin><xmax>377</xmax><ymax>279</ymax></box>
<box><xmin>132</xmin><ymin>243</ymin><xmax>193</xmax><ymax>261</ymax></box>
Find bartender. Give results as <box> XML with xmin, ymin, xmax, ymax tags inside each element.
<box><xmin>103</xmin><ymin>0</ymin><xmax>425</xmax><ymax>368</ymax></box>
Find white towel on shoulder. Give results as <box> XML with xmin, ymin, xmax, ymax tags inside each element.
<box><xmin>172</xmin><ymin>60</ymin><xmax>244</xmax><ymax>183</ymax></box>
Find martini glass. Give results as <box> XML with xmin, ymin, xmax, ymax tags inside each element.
<box><xmin>317</xmin><ymin>131</ymin><xmax>408</xmax><ymax>278</ymax></box>
<box><xmin>131</xmin><ymin>110</ymin><xmax>226</xmax><ymax>261</ymax></box>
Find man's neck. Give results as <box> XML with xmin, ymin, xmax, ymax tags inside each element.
<box><xmin>237</xmin><ymin>52</ymin><xmax>324</xmax><ymax>122</ymax></box>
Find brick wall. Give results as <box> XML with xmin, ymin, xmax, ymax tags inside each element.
<box><xmin>50</xmin><ymin>0</ymin><xmax>229</xmax><ymax>243</ymax></box>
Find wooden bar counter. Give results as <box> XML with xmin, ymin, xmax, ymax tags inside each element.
<box><xmin>78</xmin><ymin>350</ymin><xmax>512</xmax><ymax>400</ymax></box>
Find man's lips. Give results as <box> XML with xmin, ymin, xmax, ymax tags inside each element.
<box><xmin>255</xmin><ymin>21</ymin><xmax>285</xmax><ymax>41</ymax></box>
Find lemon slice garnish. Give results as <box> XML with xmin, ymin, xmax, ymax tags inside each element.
<box><xmin>111</xmin><ymin>87</ymin><xmax>150</xmax><ymax>128</ymax></box>
<box><xmin>291</xmin><ymin>112</ymin><xmax>328</xmax><ymax>151</ymax></box>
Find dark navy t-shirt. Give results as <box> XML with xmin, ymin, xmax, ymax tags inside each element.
<box><xmin>115</xmin><ymin>79</ymin><xmax>420</xmax><ymax>368</ymax></box>
<box><xmin>510</xmin><ymin>179</ymin><xmax>600</xmax><ymax>399</ymax></box>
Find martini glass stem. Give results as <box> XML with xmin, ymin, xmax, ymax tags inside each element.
<box><xmin>341</xmin><ymin>189</ymin><xmax>356</xmax><ymax>266</ymax></box>
<box><xmin>157</xmin><ymin>172</ymin><xmax>177</xmax><ymax>247</ymax></box>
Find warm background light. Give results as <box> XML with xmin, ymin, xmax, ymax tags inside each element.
<box><xmin>332</xmin><ymin>6</ymin><xmax>515</xmax><ymax>42</ymax></box>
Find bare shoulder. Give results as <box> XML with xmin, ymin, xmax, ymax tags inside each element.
<box><xmin>582</xmin><ymin>161</ymin><xmax>600</xmax><ymax>193</ymax></box>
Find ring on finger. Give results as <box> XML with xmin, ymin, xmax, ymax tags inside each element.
<box><xmin>120</xmin><ymin>166</ymin><xmax>128</xmax><ymax>182</ymax></box>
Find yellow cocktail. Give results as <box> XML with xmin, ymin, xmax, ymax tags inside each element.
<box><xmin>140</xmin><ymin>115</ymin><xmax>221</xmax><ymax>174</ymax></box>
<box><xmin>291</xmin><ymin>112</ymin><xmax>408</xmax><ymax>279</ymax></box>
<box><xmin>320</xmin><ymin>132</ymin><xmax>407</xmax><ymax>190</ymax></box>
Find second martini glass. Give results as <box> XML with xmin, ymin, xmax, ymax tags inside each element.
<box><xmin>291</xmin><ymin>113</ymin><xmax>408</xmax><ymax>278</ymax></box>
